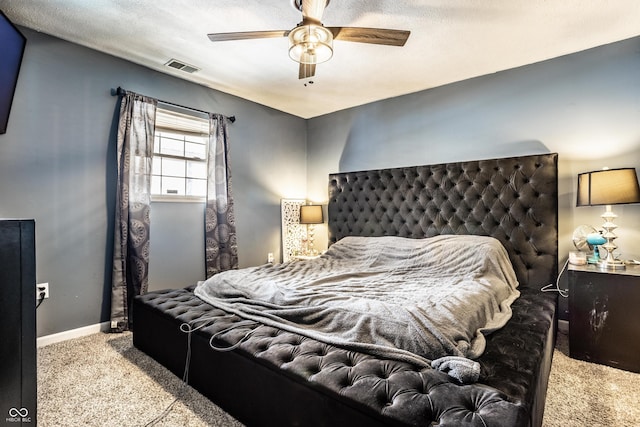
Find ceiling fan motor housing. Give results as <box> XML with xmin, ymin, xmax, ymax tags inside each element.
<box><xmin>289</xmin><ymin>24</ymin><xmax>334</xmax><ymax>64</ymax></box>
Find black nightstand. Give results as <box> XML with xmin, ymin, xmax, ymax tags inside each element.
<box><xmin>568</xmin><ymin>263</ymin><xmax>640</xmax><ymax>373</ymax></box>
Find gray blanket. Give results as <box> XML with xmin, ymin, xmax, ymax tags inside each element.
<box><xmin>194</xmin><ymin>235</ymin><xmax>519</xmax><ymax>378</ymax></box>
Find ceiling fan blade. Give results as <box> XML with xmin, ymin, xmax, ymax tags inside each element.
<box><xmin>208</xmin><ymin>30</ymin><xmax>289</xmax><ymax>42</ymax></box>
<box><xmin>302</xmin><ymin>0</ymin><xmax>327</xmax><ymax>23</ymax></box>
<box><xmin>299</xmin><ymin>62</ymin><xmax>316</xmax><ymax>79</ymax></box>
<box><xmin>328</xmin><ymin>27</ymin><xmax>410</xmax><ymax>46</ymax></box>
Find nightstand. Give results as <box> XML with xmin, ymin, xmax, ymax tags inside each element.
<box><xmin>568</xmin><ymin>263</ymin><xmax>640</xmax><ymax>372</ymax></box>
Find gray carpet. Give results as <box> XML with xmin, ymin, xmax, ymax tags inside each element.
<box><xmin>37</xmin><ymin>331</ymin><xmax>639</xmax><ymax>426</ymax></box>
<box><xmin>543</xmin><ymin>332</ymin><xmax>639</xmax><ymax>427</ymax></box>
<box><xmin>37</xmin><ymin>332</ymin><xmax>242</xmax><ymax>427</ymax></box>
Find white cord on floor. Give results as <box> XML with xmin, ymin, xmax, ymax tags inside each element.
<box><xmin>142</xmin><ymin>314</ymin><xmax>257</xmax><ymax>426</ymax></box>
<box><xmin>143</xmin><ymin>394</ymin><xmax>182</xmax><ymax>427</ymax></box>
<box><xmin>142</xmin><ymin>319</ymin><xmax>201</xmax><ymax>427</ymax></box>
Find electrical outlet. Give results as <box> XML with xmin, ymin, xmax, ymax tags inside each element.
<box><xmin>267</xmin><ymin>252</ymin><xmax>274</xmax><ymax>263</ymax></box>
<box><xmin>36</xmin><ymin>282</ymin><xmax>49</xmax><ymax>301</ymax></box>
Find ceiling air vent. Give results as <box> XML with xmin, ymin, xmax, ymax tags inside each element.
<box><xmin>164</xmin><ymin>59</ymin><xmax>200</xmax><ymax>74</ymax></box>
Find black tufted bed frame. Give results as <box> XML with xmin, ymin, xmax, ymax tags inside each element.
<box><xmin>133</xmin><ymin>153</ymin><xmax>559</xmax><ymax>427</ymax></box>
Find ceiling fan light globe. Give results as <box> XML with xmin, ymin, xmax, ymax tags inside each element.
<box><xmin>288</xmin><ymin>24</ymin><xmax>333</xmax><ymax>64</ymax></box>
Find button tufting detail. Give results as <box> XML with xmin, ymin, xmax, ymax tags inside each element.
<box><xmin>135</xmin><ymin>285</ymin><xmax>555</xmax><ymax>427</ymax></box>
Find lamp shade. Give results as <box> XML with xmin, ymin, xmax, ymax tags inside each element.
<box><xmin>300</xmin><ymin>205</ymin><xmax>324</xmax><ymax>224</ymax></box>
<box><xmin>576</xmin><ymin>168</ymin><xmax>640</xmax><ymax>207</ymax></box>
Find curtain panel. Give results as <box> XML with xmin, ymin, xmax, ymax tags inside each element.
<box><xmin>205</xmin><ymin>114</ymin><xmax>238</xmax><ymax>277</ymax></box>
<box><xmin>110</xmin><ymin>91</ymin><xmax>157</xmax><ymax>332</ymax></box>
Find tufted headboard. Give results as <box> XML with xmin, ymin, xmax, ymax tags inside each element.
<box><xmin>328</xmin><ymin>153</ymin><xmax>558</xmax><ymax>289</ymax></box>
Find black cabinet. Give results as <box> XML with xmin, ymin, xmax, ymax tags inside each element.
<box><xmin>0</xmin><ymin>220</ymin><xmax>36</xmax><ymax>426</ymax></box>
<box><xmin>568</xmin><ymin>263</ymin><xmax>640</xmax><ymax>373</ymax></box>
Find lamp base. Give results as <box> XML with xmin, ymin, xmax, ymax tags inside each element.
<box><xmin>597</xmin><ymin>205</ymin><xmax>625</xmax><ymax>270</ymax></box>
<box><xmin>597</xmin><ymin>258</ymin><xmax>626</xmax><ymax>271</ymax></box>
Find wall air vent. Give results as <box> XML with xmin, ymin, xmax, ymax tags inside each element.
<box><xmin>164</xmin><ymin>59</ymin><xmax>200</xmax><ymax>74</ymax></box>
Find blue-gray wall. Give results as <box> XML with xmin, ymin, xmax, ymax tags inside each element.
<box><xmin>1</xmin><ymin>27</ymin><xmax>638</xmax><ymax>335</ymax></box>
<box><xmin>0</xmin><ymin>28</ymin><xmax>307</xmax><ymax>336</ymax></box>
<box><xmin>307</xmin><ymin>37</ymin><xmax>640</xmax><ymax>320</ymax></box>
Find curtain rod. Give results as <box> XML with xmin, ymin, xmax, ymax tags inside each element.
<box><xmin>111</xmin><ymin>86</ymin><xmax>236</xmax><ymax>123</ymax></box>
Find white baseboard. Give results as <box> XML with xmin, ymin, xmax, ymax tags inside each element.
<box><xmin>558</xmin><ymin>319</ymin><xmax>569</xmax><ymax>334</ymax></box>
<box><xmin>37</xmin><ymin>321</ymin><xmax>111</xmax><ymax>348</ymax></box>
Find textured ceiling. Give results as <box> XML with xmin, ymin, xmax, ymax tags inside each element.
<box><xmin>2</xmin><ymin>0</ymin><xmax>639</xmax><ymax>118</ymax></box>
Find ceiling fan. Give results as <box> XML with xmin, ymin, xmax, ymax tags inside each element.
<box><xmin>207</xmin><ymin>0</ymin><xmax>411</xmax><ymax>79</ymax></box>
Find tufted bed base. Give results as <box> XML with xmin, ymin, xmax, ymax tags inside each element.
<box><xmin>133</xmin><ymin>286</ymin><xmax>556</xmax><ymax>426</ymax></box>
<box><xmin>133</xmin><ymin>153</ymin><xmax>559</xmax><ymax>426</ymax></box>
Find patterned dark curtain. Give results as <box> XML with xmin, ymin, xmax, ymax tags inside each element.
<box><xmin>110</xmin><ymin>91</ymin><xmax>157</xmax><ymax>332</ymax></box>
<box><xmin>205</xmin><ymin>114</ymin><xmax>238</xmax><ymax>277</ymax></box>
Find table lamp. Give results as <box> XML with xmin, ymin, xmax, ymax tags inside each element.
<box><xmin>576</xmin><ymin>168</ymin><xmax>640</xmax><ymax>270</ymax></box>
<box><xmin>299</xmin><ymin>204</ymin><xmax>324</xmax><ymax>255</ymax></box>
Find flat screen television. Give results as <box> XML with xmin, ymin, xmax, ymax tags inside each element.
<box><xmin>0</xmin><ymin>10</ymin><xmax>26</xmax><ymax>134</ymax></box>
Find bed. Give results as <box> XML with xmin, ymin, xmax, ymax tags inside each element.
<box><xmin>133</xmin><ymin>153</ymin><xmax>559</xmax><ymax>427</ymax></box>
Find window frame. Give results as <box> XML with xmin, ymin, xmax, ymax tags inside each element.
<box><xmin>151</xmin><ymin>104</ymin><xmax>210</xmax><ymax>203</ymax></box>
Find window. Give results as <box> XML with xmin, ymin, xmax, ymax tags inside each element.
<box><xmin>151</xmin><ymin>106</ymin><xmax>209</xmax><ymax>200</ymax></box>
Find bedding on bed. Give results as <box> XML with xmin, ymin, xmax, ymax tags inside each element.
<box><xmin>194</xmin><ymin>235</ymin><xmax>519</xmax><ymax>382</ymax></box>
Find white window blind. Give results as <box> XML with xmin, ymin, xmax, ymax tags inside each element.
<box><xmin>154</xmin><ymin>107</ymin><xmax>209</xmax><ymax>136</ymax></box>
